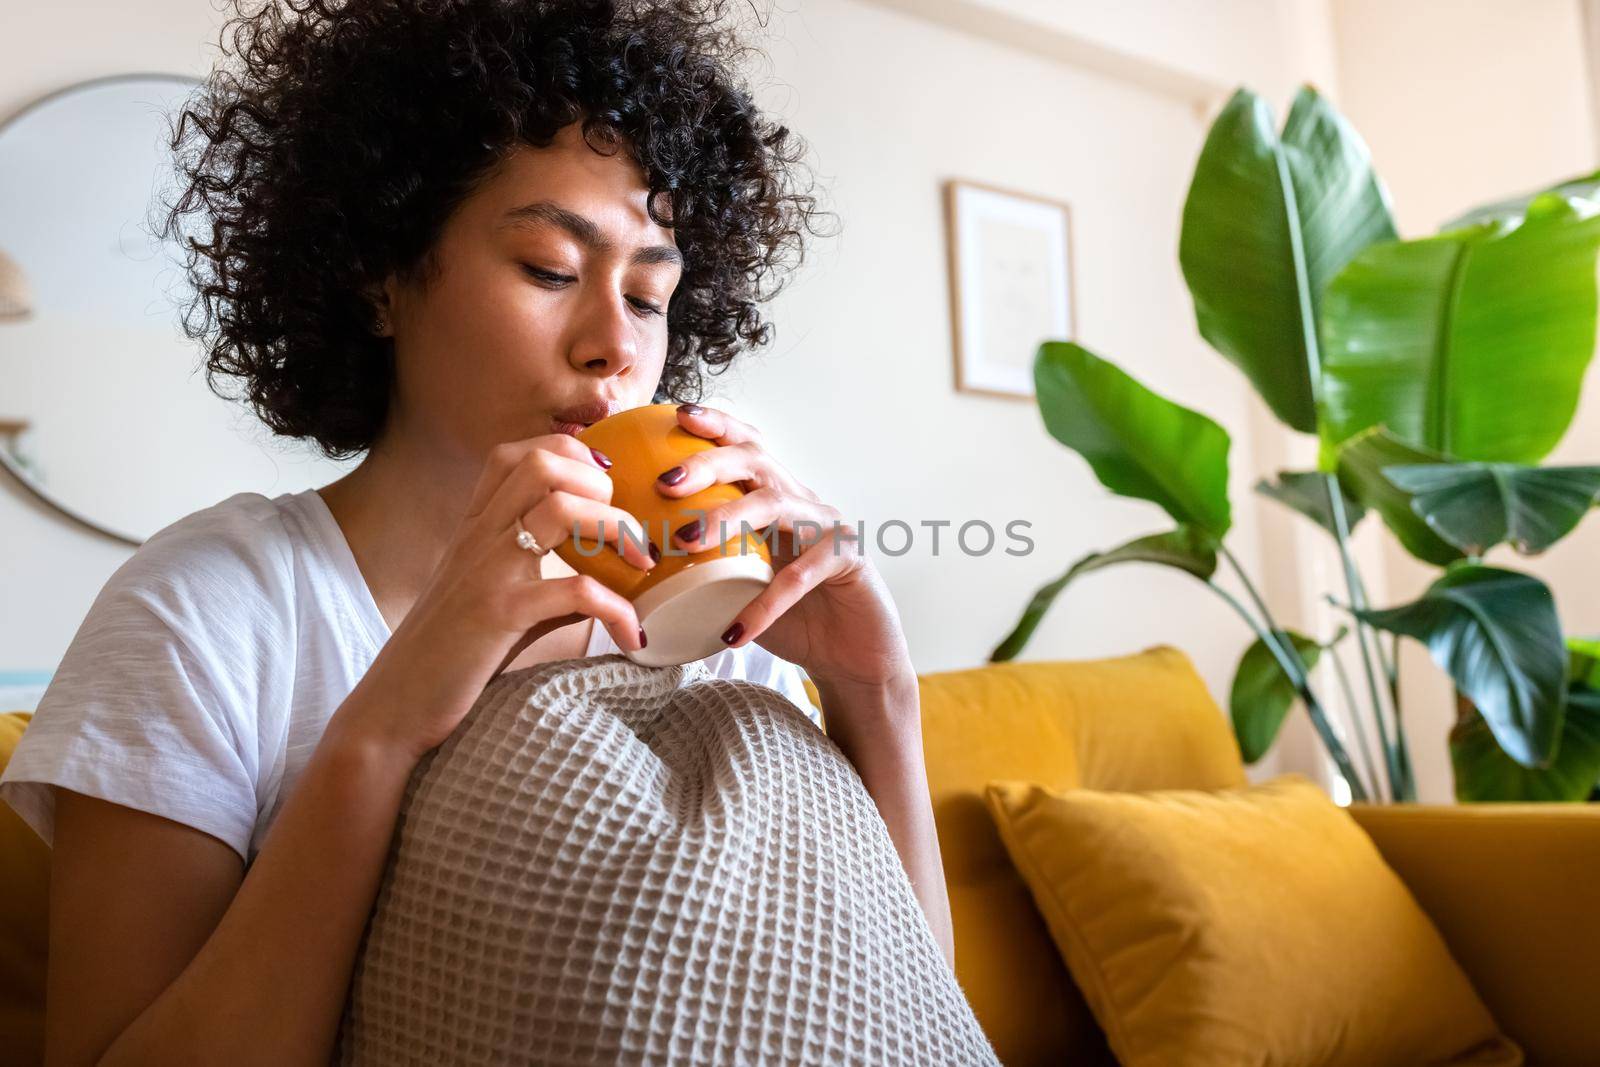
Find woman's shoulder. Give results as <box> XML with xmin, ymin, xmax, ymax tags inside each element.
<box><xmin>100</xmin><ymin>491</ymin><xmax>305</xmax><ymax>618</ymax></box>
<box><xmin>2</xmin><ymin>491</ymin><xmax>311</xmax><ymax>859</ymax></box>
<box><xmin>57</xmin><ymin>490</ymin><xmax>311</xmax><ymax>682</ymax></box>
<box><xmin>135</xmin><ymin>490</ymin><xmax>299</xmax><ymax>577</ymax></box>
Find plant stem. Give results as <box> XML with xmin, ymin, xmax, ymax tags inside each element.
<box><xmin>1351</xmin><ymin>564</ymin><xmax>1399</xmax><ymax>694</ymax></box>
<box><xmin>1204</xmin><ymin>577</ymin><xmax>1370</xmax><ymax>802</ymax></box>
<box><xmin>1387</xmin><ymin>633</ymin><xmax>1402</xmax><ymax>713</ymax></box>
<box><xmin>1387</xmin><ymin>632</ymin><xmax>1415</xmax><ymax>800</ymax></box>
<box><xmin>1217</xmin><ymin>544</ymin><xmax>1377</xmax><ymax>799</ymax></box>
<box><xmin>1219</xmin><ymin>544</ymin><xmax>1279</xmax><ymax>638</ymax></box>
<box><xmin>1329</xmin><ymin>644</ymin><xmax>1387</xmax><ymax>798</ymax></box>
<box><xmin>1324</xmin><ymin>473</ymin><xmax>1404</xmax><ymax>801</ymax></box>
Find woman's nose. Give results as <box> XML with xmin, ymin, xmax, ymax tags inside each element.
<box><xmin>567</xmin><ymin>289</ymin><xmax>640</xmax><ymax>380</ymax></box>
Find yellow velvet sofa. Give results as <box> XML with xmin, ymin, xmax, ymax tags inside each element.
<box><xmin>802</xmin><ymin>646</ymin><xmax>1600</xmax><ymax>1067</ymax></box>
<box><xmin>3</xmin><ymin>645</ymin><xmax>1598</xmax><ymax>1065</ymax></box>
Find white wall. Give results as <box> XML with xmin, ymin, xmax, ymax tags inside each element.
<box><xmin>1331</xmin><ymin>0</ymin><xmax>1599</xmax><ymax>800</ymax></box>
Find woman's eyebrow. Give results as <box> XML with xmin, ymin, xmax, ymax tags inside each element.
<box><xmin>499</xmin><ymin>200</ymin><xmax>682</xmax><ymax>268</ymax></box>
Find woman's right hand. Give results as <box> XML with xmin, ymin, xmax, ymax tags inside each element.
<box><xmin>336</xmin><ymin>434</ymin><xmax>656</xmax><ymax>763</ymax></box>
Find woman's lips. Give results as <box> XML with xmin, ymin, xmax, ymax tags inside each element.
<box><xmin>549</xmin><ymin>401</ymin><xmax>617</xmax><ymax>437</ymax></box>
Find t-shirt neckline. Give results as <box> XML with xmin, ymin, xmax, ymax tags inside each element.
<box><xmin>295</xmin><ymin>487</ymin><xmax>394</xmax><ymax>650</ymax></box>
<box><xmin>295</xmin><ymin>486</ymin><xmax>610</xmax><ymax>658</ymax></box>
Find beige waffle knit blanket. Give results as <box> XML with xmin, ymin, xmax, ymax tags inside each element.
<box><xmin>335</xmin><ymin>653</ymin><xmax>999</xmax><ymax>1066</ymax></box>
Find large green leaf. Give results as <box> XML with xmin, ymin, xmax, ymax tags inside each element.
<box><xmin>1320</xmin><ymin>193</ymin><xmax>1600</xmax><ymax>462</ymax></box>
<box><xmin>1180</xmin><ymin>86</ymin><xmax>1396</xmax><ymax>433</ymax></box>
<box><xmin>1384</xmin><ymin>462</ymin><xmax>1600</xmax><ymax>556</ymax></box>
<box><xmin>1255</xmin><ymin>470</ymin><xmax>1366</xmax><ymax>538</ymax></box>
<box><xmin>1452</xmin><ymin>687</ymin><xmax>1600</xmax><ymax>802</ymax></box>
<box><xmin>1334</xmin><ymin>427</ymin><xmax>1464</xmax><ymax>566</ymax></box>
<box><xmin>990</xmin><ymin>526</ymin><xmax>1218</xmax><ymax>662</ymax></box>
<box><xmin>1230</xmin><ymin>630</ymin><xmax>1322</xmax><ymax>763</ymax></box>
<box><xmin>1356</xmin><ymin>565</ymin><xmax>1567</xmax><ymax>768</ymax></box>
<box><xmin>1034</xmin><ymin>342</ymin><xmax>1232</xmax><ymax>537</ymax></box>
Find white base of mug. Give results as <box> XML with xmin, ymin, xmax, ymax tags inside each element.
<box><xmin>625</xmin><ymin>552</ymin><xmax>775</xmax><ymax>667</ymax></box>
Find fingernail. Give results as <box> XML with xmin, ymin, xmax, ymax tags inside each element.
<box><xmin>647</xmin><ymin>542</ymin><xmax>661</xmax><ymax>564</ymax></box>
<box><xmin>679</xmin><ymin>403</ymin><xmax>704</xmax><ymax>416</ymax></box>
<box><xmin>658</xmin><ymin>465</ymin><xmax>686</xmax><ymax>486</ymax></box>
<box><xmin>674</xmin><ymin>519</ymin><xmax>702</xmax><ymax>544</ymax></box>
<box><xmin>590</xmin><ymin>447</ymin><xmax>613</xmax><ymax>470</ymax></box>
<box><xmin>638</xmin><ymin>627</ymin><xmax>649</xmax><ymax>649</ymax></box>
<box><xmin>721</xmin><ymin>621</ymin><xmax>744</xmax><ymax>645</ymax></box>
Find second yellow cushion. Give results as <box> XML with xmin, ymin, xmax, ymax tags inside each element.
<box><xmin>984</xmin><ymin>774</ymin><xmax>1520</xmax><ymax>1067</ymax></box>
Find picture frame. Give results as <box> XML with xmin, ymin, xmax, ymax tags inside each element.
<box><xmin>943</xmin><ymin>179</ymin><xmax>1077</xmax><ymax>399</ymax></box>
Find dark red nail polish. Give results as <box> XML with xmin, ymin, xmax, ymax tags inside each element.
<box><xmin>647</xmin><ymin>542</ymin><xmax>660</xmax><ymax>564</ymax></box>
<box><xmin>590</xmin><ymin>447</ymin><xmax>613</xmax><ymax>470</ymax></box>
<box><xmin>638</xmin><ymin>627</ymin><xmax>648</xmax><ymax>649</ymax></box>
<box><xmin>679</xmin><ymin>403</ymin><xmax>704</xmax><ymax>415</ymax></box>
<box><xmin>658</xmin><ymin>465</ymin><xmax>687</xmax><ymax>486</ymax></box>
<box><xmin>721</xmin><ymin>621</ymin><xmax>744</xmax><ymax>645</ymax></box>
<box><xmin>674</xmin><ymin>519</ymin><xmax>702</xmax><ymax>544</ymax></box>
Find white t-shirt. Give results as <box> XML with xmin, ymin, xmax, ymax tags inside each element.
<box><xmin>0</xmin><ymin>488</ymin><xmax>817</xmax><ymax>864</ymax></box>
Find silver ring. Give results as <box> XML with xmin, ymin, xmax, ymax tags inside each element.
<box><xmin>514</xmin><ymin>519</ymin><xmax>547</xmax><ymax>556</ymax></box>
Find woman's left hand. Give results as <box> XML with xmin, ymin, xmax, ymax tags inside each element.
<box><xmin>654</xmin><ymin>403</ymin><xmax>912</xmax><ymax>691</ymax></box>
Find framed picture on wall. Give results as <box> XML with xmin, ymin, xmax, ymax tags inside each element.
<box><xmin>943</xmin><ymin>179</ymin><xmax>1076</xmax><ymax>399</ymax></box>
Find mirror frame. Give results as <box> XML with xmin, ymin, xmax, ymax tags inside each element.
<box><xmin>0</xmin><ymin>72</ymin><xmax>204</xmax><ymax>548</ymax></box>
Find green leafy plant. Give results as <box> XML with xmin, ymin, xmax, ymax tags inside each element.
<box><xmin>993</xmin><ymin>85</ymin><xmax>1600</xmax><ymax>803</ymax></box>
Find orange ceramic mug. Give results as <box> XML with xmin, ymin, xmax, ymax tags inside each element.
<box><xmin>554</xmin><ymin>403</ymin><xmax>774</xmax><ymax>666</ymax></box>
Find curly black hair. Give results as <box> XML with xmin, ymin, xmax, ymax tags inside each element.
<box><xmin>161</xmin><ymin>0</ymin><xmax>829</xmax><ymax>459</ymax></box>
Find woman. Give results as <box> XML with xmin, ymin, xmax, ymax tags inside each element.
<box><xmin>0</xmin><ymin>1</ymin><xmax>952</xmax><ymax>1063</ymax></box>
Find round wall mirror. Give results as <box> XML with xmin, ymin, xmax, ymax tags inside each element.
<box><xmin>0</xmin><ymin>74</ymin><xmax>358</xmax><ymax>546</ymax></box>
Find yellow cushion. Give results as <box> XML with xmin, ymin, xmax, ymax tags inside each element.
<box><xmin>0</xmin><ymin>711</ymin><xmax>47</xmax><ymax>1066</ymax></box>
<box><xmin>984</xmin><ymin>774</ymin><xmax>1522</xmax><ymax>1067</ymax></box>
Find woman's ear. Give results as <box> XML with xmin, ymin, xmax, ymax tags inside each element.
<box><xmin>362</xmin><ymin>280</ymin><xmax>394</xmax><ymax>337</ymax></box>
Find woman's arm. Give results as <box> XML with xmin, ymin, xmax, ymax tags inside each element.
<box><xmin>48</xmin><ymin>696</ymin><xmax>413</xmax><ymax>1067</ymax></box>
<box><xmin>813</xmin><ymin>669</ymin><xmax>955</xmax><ymax>969</ymax></box>
<box><xmin>43</xmin><ymin>434</ymin><xmax>653</xmax><ymax>1066</ymax></box>
<box><xmin>43</xmin><ymin>401</ymin><xmax>944</xmax><ymax>1061</ymax></box>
